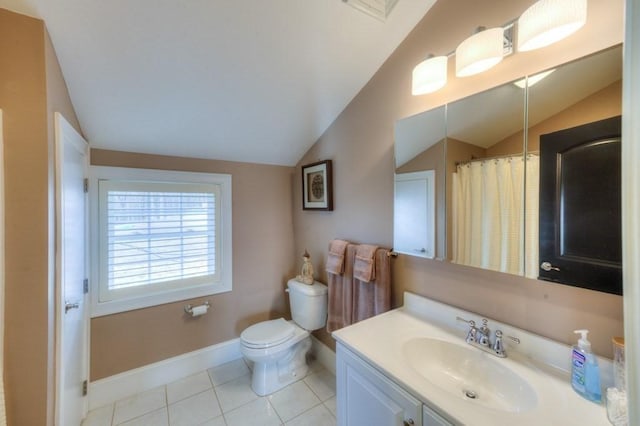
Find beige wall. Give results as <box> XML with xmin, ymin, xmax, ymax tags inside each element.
<box><xmin>1</xmin><ymin>8</ymin><xmax>81</xmax><ymax>426</ymax></box>
<box><xmin>487</xmin><ymin>79</ymin><xmax>622</xmax><ymax>156</ymax></box>
<box><xmin>89</xmin><ymin>149</ymin><xmax>296</xmax><ymax>379</ymax></box>
<box><xmin>527</xmin><ymin>80</ymin><xmax>622</xmax><ymax>153</ymax></box>
<box><xmin>294</xmin><ymin>0</ymin><xmax>624</xmax><ymax>357</ymax></box>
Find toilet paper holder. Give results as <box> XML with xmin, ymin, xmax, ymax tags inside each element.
<box><xmin>184</xmin><ymin>301</ymin><xmax>210</xmax><ymax>316</ymax></box>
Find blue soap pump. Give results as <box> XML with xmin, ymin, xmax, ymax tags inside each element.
<box><xmin>571</xmin><ymin>329</ymin><xmax>602</xmax><ymax>403</ymax></box>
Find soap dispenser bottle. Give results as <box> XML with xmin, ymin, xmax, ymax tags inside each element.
<box><xmin>571</xmin><ymin>329</ymin><xmax>602</xmax><ymax>403</ymax></box>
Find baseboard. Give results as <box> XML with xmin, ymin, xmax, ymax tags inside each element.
<box><xmin>310</xmin><ymin>335</ymin><xmax>336</xmax><ymax>375</ymax></box>
<box><xmin>89</xmin><ymin>338</ymin><xmax>242</xmax><ymax>409</ymax></box>
<box><xmin>89</xmin><ymin>335</ymin><xmax>336</xmax><ymax>410</ymax></box>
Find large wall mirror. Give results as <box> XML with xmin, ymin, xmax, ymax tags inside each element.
<box><xmin>394</xmin><ymin>44</ymin><xmax>622</xmax><ymax>294</ymax></box>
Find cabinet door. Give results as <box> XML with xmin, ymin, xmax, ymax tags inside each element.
<box><xmin>345</xmin><ymin>363</ymin><xmax>408</xmax><ymax>426</ymax></box>
<box><xmin>423</xmin><ymin>405</ymin><xmax>453</xmax><ymax>426</ymax></box>
<box><xmin>337</xmin><ymin>344</ymin><xmax>421</xmax><ymax>426</ymax></box>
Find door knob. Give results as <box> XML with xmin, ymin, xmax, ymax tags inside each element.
<box><xmin>403</xmin><ymin>419</ymin><xmax>415</xmax><ymax>426</ymax></box>
<box><xmin>65</xmin><ymin>301</ymin><xmax>80</xmax><ymax>313</ymax></box>
<box><xmin>540</xmin><ymin>261</ymin><xmax>560</xmax><ymax>272</ymax></box>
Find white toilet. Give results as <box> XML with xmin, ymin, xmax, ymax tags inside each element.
<box><xmin>240</xmin><ymin>278</ymin><xmax>328</xmax><ymax>396</ymax></box>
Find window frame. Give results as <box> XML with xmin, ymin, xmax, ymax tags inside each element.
<box><xmin>90</xmin><ymin>166</ymin><xmax>232</xmax><ymax>317</ymax></box>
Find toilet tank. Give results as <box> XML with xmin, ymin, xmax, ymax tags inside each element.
<box><xmin>287</xmin><ymin>279</ymin><xmax>328</xmax><ymax>331</ymax></box>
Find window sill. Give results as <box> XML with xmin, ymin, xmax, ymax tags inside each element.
<box><xmin>90</xmin><ymin>281</ymin><xmax>231</xmax><ymax>317</ymax></box>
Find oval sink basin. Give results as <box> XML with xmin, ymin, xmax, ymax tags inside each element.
<box><xmin>403</xmin><ymin>338</ymin><xmax>537</xmax><ymax>413</ymax></box>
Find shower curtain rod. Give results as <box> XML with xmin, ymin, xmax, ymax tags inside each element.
<box><xmin>455</xmin><ymin>151</ymin><xmax>539</xmax><ymax>167</ymax></box>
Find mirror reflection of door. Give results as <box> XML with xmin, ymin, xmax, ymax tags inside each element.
<box><xmin>538</xmin><ymin>116</ymin><xmax>622</xmax><ymax>295</ymax></box>
<box><xmin>394</xmin><ymin>171</ymin><xmax>435</xmax><ymax>259</ymax></box>
<box><xmin>527</xmin><ymin>45</ymin><xmax>622</xmax><ymax>282</ymax></box>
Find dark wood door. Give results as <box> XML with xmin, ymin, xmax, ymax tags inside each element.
<box><xmin>538</xmin><ymin>115</ymin><xmax>622</xmax><ymax>295</ymax></box>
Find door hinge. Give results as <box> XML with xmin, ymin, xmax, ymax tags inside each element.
<box><xmin>83</xmin><ymin>278</ymin><xmax>89</xmax><ymax>294</ymax></box>
<box><xmin>82</xmin><ymin>380</ymin><xmax>88</xmax><ymax>396</ymax></box>
<box><xmin>83</xmin><ymin>178</ymin><xmax>89</xmax><ymax>193</ymax></box>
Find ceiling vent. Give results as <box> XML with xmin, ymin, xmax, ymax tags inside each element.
<box><xmin>342</xmin><ymin>0</ymin><xmax>400</xmax><ymax>21</ymax></box>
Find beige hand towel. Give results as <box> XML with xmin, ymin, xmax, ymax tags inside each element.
<box><xmin>326</xmin><ymin>239</ymin><xmax>349</xmax><ymax>275</ymax></box>
<box><xmin>353</xmin><ymin>248</ymin><xmax>391</xmax><ymax>323</ymax></box>
<box><xmin>327</xmin><ymin>243</ymin><xmax>357</xmax><ymax>333</ymax></box>
<box><xmin>353</xmin><ymin>244</ymin><xmax>378</xmax><ymax>282</ymax></box>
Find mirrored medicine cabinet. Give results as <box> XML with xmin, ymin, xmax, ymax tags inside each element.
<box><xmin>393</xmin><ymin>44</ymin><xmax>622</xmax><ymax>295</ymax></box>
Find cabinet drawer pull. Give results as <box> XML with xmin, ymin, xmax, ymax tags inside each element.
<box><xmin>404</xmin><ymin>419</ymin><xmax>415</xmax><ymax>426</ymax></box>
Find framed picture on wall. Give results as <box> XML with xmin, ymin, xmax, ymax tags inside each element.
<box><xmin>302</xmin><ymin>160</ymin><xmax>333</xmax><ymax>211</ymax></box>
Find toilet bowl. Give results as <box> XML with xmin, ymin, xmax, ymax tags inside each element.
<box><xmin>240</xmin><ymin>279</ymin><xmax>327</xmax><ymax>396</ymax></box>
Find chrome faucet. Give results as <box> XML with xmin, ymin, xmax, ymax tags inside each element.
<box><xmin>457</xmin><ymin>316</ymin><xmax>520</xmax><ymax>358</ymax></box>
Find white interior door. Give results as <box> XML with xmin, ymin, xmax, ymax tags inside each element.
<box><xmin>55</xmin><ymin>112</ymin><xmax>89</xmax><ymax>425</ymax></box>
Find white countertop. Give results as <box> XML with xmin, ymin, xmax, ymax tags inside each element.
<box><xmin>332</xmin><ymin>292</ymin><xmax>612</xmax><ymax>426</ymax></box>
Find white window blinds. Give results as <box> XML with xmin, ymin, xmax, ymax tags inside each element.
<box><xmin>98</xmin><ymin>180</ymin><xmax>222</xmax><ymax>302</ymax></box>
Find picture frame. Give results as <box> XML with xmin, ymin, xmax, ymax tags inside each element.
<box><xmin>301</xmin><ymin>160</ymin><xmax>333</xmax><ymax>211</ymax></box>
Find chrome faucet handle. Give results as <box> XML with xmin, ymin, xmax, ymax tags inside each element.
<box><xmin>493</xmin><ymin>330</ymin><xmax>505</xmax><ymax>355</ymax></box>
<box><xmin>466</xmin><ymin>320</ymin><xmax>477</xmax><ymax>343</ymax></box>
<box><xmin>456</xmin><ymin>317</ymin><xmax>478</xmax><ymax>343</ymax></box>
<box><xmin>492</xmin><ymin>330</ymin><xmax>520</xmax><ymax>357</ymax></box>
<box><xmin>478</xmin><ymin>318</ymin><xmax>490</xmax><ymax>346</ymax></box>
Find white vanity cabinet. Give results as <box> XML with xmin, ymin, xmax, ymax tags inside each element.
<box><xmin>422</xmin><ymin>406</ymin><xmax>453</xmax><ymax>426</ymax></box>
<box><xmin>337</xmin><ymin>343</ymin><xmax>454</xmax><ymax>426</ymax></box>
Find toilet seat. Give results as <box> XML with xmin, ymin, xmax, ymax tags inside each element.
<box><xmin>241</xmin><ymin>318</ymin><xmax>295</xmax><ymax>349</ymax></box>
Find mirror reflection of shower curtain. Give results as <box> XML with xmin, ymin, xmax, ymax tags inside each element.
<box><xmin>452</xmin><ymin>155</ymin><xmax>537</xmax><ymax>276</ymax></box>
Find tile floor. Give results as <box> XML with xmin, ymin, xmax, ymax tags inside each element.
<box><xmin>82</xmin><ymin>358</ymin><xmax>336</xmax><ymax>426</ymax></box>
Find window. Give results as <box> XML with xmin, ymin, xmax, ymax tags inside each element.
<box><xmin>90</xmin><ymin>167</ymin><xmax>232</xmax><ymax>316</ymax></box>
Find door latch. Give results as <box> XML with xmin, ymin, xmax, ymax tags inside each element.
<box><xmin>65</xmin><ymin>301</ymin><xmax>80</xmax><ymax>313</ymax></box>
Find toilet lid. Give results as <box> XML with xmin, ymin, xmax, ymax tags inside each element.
<box><xmin>241</xmin><ymin>318</ymin><xmax>295</xmax><ymax>348</ymax></box>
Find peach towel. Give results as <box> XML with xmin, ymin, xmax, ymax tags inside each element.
<box><xmin>352</xmin><ymin>248</ymin><xmax>391</xmax><ymax>324</ymax></box>
<box><xmin>326</xmin><ymin>244</ymin><xmax>356</xmax><ymax>333</ymax></box>
<box><xmin>327</xmin><ymin>244</ymin><xmax>392</xmax><ymax>333</ymax></box>
<box><xmin>353</xmin><ymin>244</ymin><xmax>378</xmax><ymax>282</ymax></box>
<box><xmin>326</xmin><ymin>239</ymin><xmax>349</xmax><ymax>275</ymax></box>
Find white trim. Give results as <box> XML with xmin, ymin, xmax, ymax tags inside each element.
<box><xmin>89</xmin><ymin>166</ymin><xmax>232</xmax><ymax>317</ymax></box>
<box><xmin>623</xmin><ymin>1</ymin><xmax>640</xmax><ymax>424</ymax></box>
<box><xmin>310</xmin><ymin>335</ymin><xmax>336</xmax><ymax>376</ymax></box>
<box><xmin>89</xmin><ymin>338</ymin><xmax>242</xmax><ymax>410</ymax></box>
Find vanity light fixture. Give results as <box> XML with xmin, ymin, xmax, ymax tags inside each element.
<box><xmin>411</xmin><ymin>0</ymin><xmax>587</xmax><ymax>96</ymax></box>
<box><xmin>412</xmin><ymin>55</ymin><xmax>448</xmax><ymax>95</ymax></box>
<box><xmin>455</xmin><ymin>27</ymin><xmax>505</xmax><ymax>77</ymax></box>
<box><xmin>513</xmin><ymin>68</ymin><xmax>556</xmax><ymax>88</ymax></box>
<box><xmin>517</xmin><ymin>0</ymin><xmax>587</xmax><ymax>52</ymax></box>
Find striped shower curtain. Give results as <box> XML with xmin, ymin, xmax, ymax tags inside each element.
<box><xmin>452</xmin><ymin>156</ymin><xmax>526</xmax><ymax>275</ymax></box>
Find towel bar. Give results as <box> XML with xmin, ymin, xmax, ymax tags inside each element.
<box><xmin>387</xmin><ymin>250</ymin><xmax>398</xmax><ymax>257</ymax></box>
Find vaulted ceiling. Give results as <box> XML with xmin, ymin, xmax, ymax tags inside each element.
<box><xmin>1</xmin><ymin>0</ymin><xmax>436</xmax><ymax>165</ymax></box>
